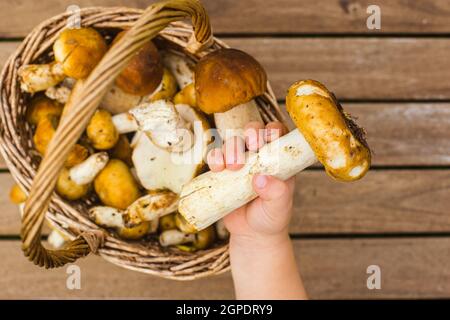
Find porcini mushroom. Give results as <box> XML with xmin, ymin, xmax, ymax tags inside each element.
<box><xmin>195</xmin><ymin>48</ymin><xmax>264</xmax><ymax>140</ymax></box>
<box><xmin>86</xmin><ymin>109</ymin><xmax>119</xmax><ymax>150</ymax></box>
<box><xmin>26</xmin><ymin>96</ymin><xmax>63</xmax><ymax>125</ymax></box>
<box><xmin>123</xmin><ymin>190</ymin><xmax>178</xmax><ymax>227</ymax></box>
<box><xmin>19</xmin><ymin>27</ymin><xmax>107</xmax><ymax>93</ymax></box>
<box><xmin>89</xmin><ymin>206</ymin><xmax>156</xmax><ymax>240</ymax></box>
<box><xmin>94</xmin><ymin>159</ymin><xmax>140</xmax><ymax>210</ymax></box>
<box><xmin>178</xmin><ymin>80</ymin><xmax>371</xmax><ymax>231</ymax></box>
<box><xmin>131</xmin><ymin>103</ymin><xmax>211</xmax><ymax>194</ymax></box>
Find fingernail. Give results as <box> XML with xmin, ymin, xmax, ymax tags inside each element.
<box><xmin>255</xmin><ymin>175</ymin><xmax>268</xmax><ymax>189</ymax></box>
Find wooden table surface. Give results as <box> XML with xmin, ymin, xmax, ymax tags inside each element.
<box><xmin>1</xmin><ymin>0</ymin><xmax>450</xmax><ymax>299</ymax></box>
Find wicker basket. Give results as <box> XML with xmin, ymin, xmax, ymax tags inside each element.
<box><xmin>0</xmin><ymin>0</ymin><xmax>284</xmax><ymax>280</ymax></box>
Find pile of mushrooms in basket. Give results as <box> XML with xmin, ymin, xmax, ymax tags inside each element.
<box><xmin>9</xmin><ymin>26</ymin><xmax>371</xmax><ymax>255</ymax></box>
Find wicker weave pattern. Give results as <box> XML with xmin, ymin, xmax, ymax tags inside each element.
<box><xmin>0</xmin><ymin>0</ymin><xmax>283</xmax><ymax>280</ymax></box>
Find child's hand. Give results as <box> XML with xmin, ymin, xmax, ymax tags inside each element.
<box><xmin>207</xmin><ymin>121</ymin><xmax>307</xmax><ymax>299</ymax></box>
<box><xmin>207</xmin><ymin>121</ymin><xmax>294</xmax><ymax>245</ymax></box>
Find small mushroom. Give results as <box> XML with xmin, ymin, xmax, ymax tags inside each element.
<box><xmin>159</xmin><ymin>229</ymin><xmax>195</xmax><ymax>247</ymax></box>
<box><xmin>9</xmin><ymin>184</ymin><xmax>27</xmax><ymax>205</ymax></box>
<box><xmin>123</xmin><ymin>190</ymin><xmax>178</xmax><ymax>227</ymax></box>
<box><xmin>173</xmin><ymin>83</ymin><xmax>196</xmax><ymax>107</ymax></box>
<box><xmin>69</xmin><ymin>152</ymin><xmax>109</xmax><ymax>185</ymax></box>
<box><xmin>89</xmin><ymin>206</ymin><xmax>156</xmax><ymax>240</ymax></box>
<box><xmin>56</xmin><ymin>168</ymin><xmax>90</xmax><ymax>201</ymax></box>
<box><xmin>148</xmin><ymin>68</ymin><xmax>178</xmax><ymax>102</ymax></box>
<box><xmin>159</xmin><ymin>213</ymin><xmax>177</xmax><ymax>232</ymax></box>
<box><xmin>195</xmin><ymin>48</ymin><xmax>265</xmax><ymax>140</ymax></box>
<box><xmin>86</xmin><ymin>109</ymin><xmax>119</xmax><ymax>150</ymax></box>
<box><xmin>94</xmin><ymin>159</ymin><xmax>140</xmax><ymax>210</ymax></box>
<box><xmin>174</xmin><ymin>213</ymin><xmax>197</xmax><ymax>234</ymax></box>
<box><xmin>19</xmin><ymin>27</ymin><xmax>107</xmax><ymax>93</ymax></box>
<box><xmin>162</xmin><ymin>51</ymin><xmax>195</xmax><ymax>89</ymax></box>
<box><xmin>26</xmin><ymin>96</ymin><xmax>63</xmax><ymax>125</ymax></box>
<box><xmin>33</xmin><ymin>115</ymin><xmax>89</xmax><ymax>167</ymax></box>
<box><xmin>193</xmin><ymin>225</ymin><xmax>216</xmax><ymax>250</ymax></box>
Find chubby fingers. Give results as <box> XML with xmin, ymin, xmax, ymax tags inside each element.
<box><xmin>207</xmin><ymin>121</ymin><xmax>288</xmax><ymax>172</ymax></box>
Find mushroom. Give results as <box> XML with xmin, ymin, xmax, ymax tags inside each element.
<box><xmin>100</xmin><ymin>67</ymin><xmax>177</xmax><ymax>115</ymax></box>
<box><xmin>195</xmin><ymin>48</ymin><xmax>264</xmax><ymax>140</ymax></box>
<box><xmin>174</xmin><ymin>213</ymin><xmax>197</xmax><ymax>234</ymax></box>
<box><xmin>159</xmin><ymin>213</ymin><xmax>177</xmax><ymax>232</ymax></box>
<box><xmin>26</xmin><ymin>95</ymin><xmax>63</xmax><ymax>125</ymax></box>
<box><xmin>19</xmin><ymin>27</ymin><xmax>107</xmax><ymax>93</ymax></box>
<box><xmin>56</xmin><ymin>167</ymin><xmax>91</xmax><ymax>201</ymax></box>
<box><xmin>162</xmin><ymin>51</ymin><xmax>195</xmax><ymax>89</ymax></box>
<box><xmin>158</xmin><ymin>225</ymin><xmax>216</xmax><ymax>250</ymax></box>
<box><xmin>129</xmin><ymin>100</ymin><xmax>194</xmax><ymax>153</ymax></box>
<box><xmin>9</xmin><ymin>184</ymin><xmax>27</xmax><ymax>205</ymax></box>
<box><xmin>159</xmin><ymin>229</ymin><xmax>195</xmax><ymax>247</ymax></box>
<box><xmin>112</xmin><ymin>112</ymin><xmax>139</xmax><ymax>134</ymax></box>
<box><xmin>179</xmin><ymin>80</ymin><xmax>371</xmax><ymax>231</ymax></box>
<box><xmin>94</xmin><ymin>159</ymin><xmax>140</xmax><ymax>210</ymax></box>
<box><xmin>173</xmin><ymin>83</ymin><xmax>196</xmax><ymax>107</ymax></box>
<box><xmin>113</xmin><ymin>32</ymin><xmax>163</xmax><ymax>96</ymax></box>
<box><xmin>89</xmin><ymin>206</ymin><xmax>156</xmax><ymax>240</ymax></box>
<box><xmin>69</xmin><ymin>152</ymin><xmax>109</xmax><ymax>185</ymax></box>
<box><xmin>123</xmin><ymin>190</ymin><xmax>178</xmax><ymax>227</ymax></box>
<box><xmin>33</xmin><ymin>115</ymin><xmax>89</xmax><ymax>167</ymax></box>
<box><xmin>131</xmin><ymin>103</ymin><xmax>211</xmax><ymax>194</ymax></box>
<box><xmin>86</xmin><ymin>109</ymin><xmax>119</xmax><ymax>150</ymax></box>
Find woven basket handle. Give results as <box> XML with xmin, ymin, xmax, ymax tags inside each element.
<box><xmin>22</xmin><ymin>0</ymin><xmax>213</xmax><ymax>268</ymax></box>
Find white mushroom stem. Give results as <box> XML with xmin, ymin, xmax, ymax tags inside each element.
<box><xmin>214</xmin><ymin>100</ymin><xmax>263</xmax><ymax>140</ymax></box>
<box><xmin>179</xmin><ymin>129</ymin><xmax>317</xmax><ymax>231</ymax></box>
<box><xmin>159</xmin><ymin>229</ymin><xmax>195</xmax><ymax>247</ymax></box>
<box><xmin>112</xmin><ymin>112</ymin><xmax>139</xmax><ymax>134</ymax></box>
<box><xmin>18</xmin><ymin>62</ymin><xmax>65</xmax><ymax>93</ymax></box>
<box><xmin>129</xmin><ymin>100</ymin><xmax>194</xmax><ymax>153</ymax></box>
<box><xmin>162</xmin><ymin>51</ymin><xmax>195</xmax><ymax>89</ymax></box>
<box><xmin>69</xmin><ymin>152</ymin><xmax>109</xmax><ymax>185</ymax></box>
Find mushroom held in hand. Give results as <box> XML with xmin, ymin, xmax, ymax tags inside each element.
<box><xmin>195</xmin><ymin>48</ymin><xmax>265</xmax><ymax>140</ymax></box>
<box><xmin>179</xmin><ymin>80</ymin><xmax>371</xmax><ymax>231</ymax></box>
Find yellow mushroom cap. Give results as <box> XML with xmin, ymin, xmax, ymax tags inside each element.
<box><xmin>286</xmin><ymin>80</ymin><xmax>371</xmax><ymax>182</ymax></box>
<box><xmin>113</xmin><ymin>31</ymin><xmax>163</xmax><ymax>96</ymax></box>
<box><xmin>53</xmin><ymin>27</ymin><xmax>108</xmax><ymax>79</ymax></box>
<box><xmin>195</xmin><ymin>48</ymin><xmax>267</xmax><ymax>114</ymax></box>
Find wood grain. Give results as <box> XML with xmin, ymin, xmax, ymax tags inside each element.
<box><xmin>1</xmin><ymin>237</ymin><xmax>450</xmax><ymax>299</ymax></box>
<box><xmin>226</xmin><ymin>37</ymin><xmax>450</xmax><ymax>100</ymax></box>
<box><xmin>1</xmin><ymin>0</ymin><xmax>450</xmax><ymax>37</ymax></box>
<box><xmin>2</xmin><ymin>170</ymin><xmax>449</xmax><ymax>235</ymax></box>
<box><xmin>3</xmin><ymin>38</ymin><xmax>450</xmax><ymax>100</ymax></box>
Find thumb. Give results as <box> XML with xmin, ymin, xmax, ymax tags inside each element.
<box><xmin>247</xmin><ymin>175</ymin><xmax>295</xmax><ymax>234</ymax></box>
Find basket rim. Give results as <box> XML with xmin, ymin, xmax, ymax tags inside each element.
<box><xmin>0</xmin><ymin>6</ymin><xmax>283</xmax><ymax>280</ymax></box>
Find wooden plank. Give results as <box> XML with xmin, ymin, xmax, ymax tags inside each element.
<box><xmin>3</xmin><ymin>38</ymin><xmax>450</xmax><ymax>100</ymax></box>
<box><xmin>1</xmin><ymin>0</ymin><xmax>450</xmax><ymax>37</ymax></box>
<box><xmin>1</xmin><ymin>237</ymin><xmax>450</xmax><ymax>299</ymax></box>
<box><xmin>226</xmin><ymin>37</ymin><xmax>450</xmax><ymax>100</ymax></box>
<box><xmin>292</xmin><ymin>170</ymin><xmax>450</xmax><ymax>234</ymax></box>
<box><xmin>1</xmin><ymin>170</ymin><xmax>449</xmax><ymax>235</ymax></box>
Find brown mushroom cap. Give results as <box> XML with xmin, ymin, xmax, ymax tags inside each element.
<box><xmin>286</xmin><ymin>80</ymin><xmax>371</xmax><ymax>182</ymax></box>
<box><xmin>195</xmin><ymin>48</ymin><xmax>267</xmax><ymax>114</ymax></box>
<box><xmin>113</xmin><ymin>31</ymin><xmax>163</xmax><ymax>96</ymax></box>
<box><xmin>53</xmin><ymin>27</ymin><xmax>108</xmax><ymax>79</ymax></box>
